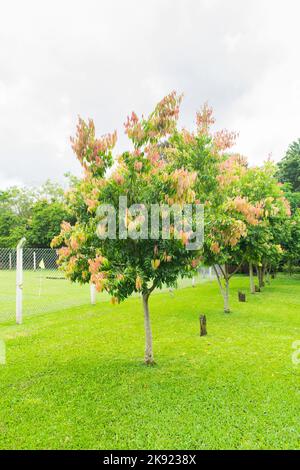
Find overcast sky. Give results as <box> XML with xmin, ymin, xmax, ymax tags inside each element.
<box><xmin>0</xmin><ymin>0</ymin><xmax>299</xmax><ymax>188</ymax></box>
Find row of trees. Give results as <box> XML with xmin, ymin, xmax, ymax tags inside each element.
<box><xmin>51</xmin><ymin>92</ymin><xmax>300</xmax><ymax>364</ymax></box>
<box><xmin>0</xmin><ymin>94</ymin><xmax>298</xmax><ymax>363</ymax></box>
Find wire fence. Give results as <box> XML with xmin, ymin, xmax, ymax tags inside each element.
<box><xmin>0</xmin><ymin>245</ymin><xmax>217</xmax><ymax>325</ymax></box>
<box><xmin>0</xmin><ymin>247</ymin><xmax>95</xmax><ymax>324</ymax></box>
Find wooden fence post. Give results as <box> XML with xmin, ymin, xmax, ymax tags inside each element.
<box><xmin>200</xmin><ymin>315</ymin><xmax>207</xmax><ymax>336</ymax></box>
<box><xmin>238</xmin><ymin>291</ymin><xmax>246</xmax><ymax>302</ymax></box>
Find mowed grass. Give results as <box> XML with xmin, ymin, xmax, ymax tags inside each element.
<box><xmin>0</xmin><ymin>275</ymin><xmax>300</xmax><ymax>449</ymax></box>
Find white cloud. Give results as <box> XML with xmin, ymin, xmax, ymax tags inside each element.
<box><xmin>0</xmin><ymin>0</ymin><xmax>299</xmax><ymax>187</ymax></box>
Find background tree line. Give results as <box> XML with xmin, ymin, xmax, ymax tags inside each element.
<box><xmin>0</xmin><ymin>179</ymin><xmax>74</xmax><ymax>248</ymax></box>
<box><xmin>276</xmin><ymin>138</ymin><xmax>300</xmax><ymax>274</ymax></box>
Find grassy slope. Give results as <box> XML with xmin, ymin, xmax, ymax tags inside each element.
<box><xmin>0</xmin><ymin>275</ymin><xmax>300</xmax><ymax>450</ymax></box>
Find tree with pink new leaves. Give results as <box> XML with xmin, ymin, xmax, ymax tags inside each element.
<box><xmin>52</xmin><ymin>92</ymin><xmax>219</xmax><ymax>364</ymax></box>
<box><xmin>236</xmin><ymin>161</ymin><xmax>291</xmax><ymax>290</ymax></box>
<box><xmin>192</xmin><ymin>104</ymin><xmax>263</xmax><ymax>312</ymax></box>
<box><xmin>203</xmin><ymin>149</ymin><xmax>290</xmax><ymax>310</ymax></box>
<box><xmin>203</xmin><ymin>153</ymin><xmax>264</xmax><ymax>312</ymax></box>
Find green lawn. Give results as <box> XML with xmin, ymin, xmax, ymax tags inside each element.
<box><xmin>0</xmin><ymin>275</ymin><xmax>300</xmax><ymax>449</ymax></box>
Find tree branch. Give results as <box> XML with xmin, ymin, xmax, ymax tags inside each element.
<box><xmin>143</xmin><ymin>279</ymin><xmax>158</xmax><ymax>299</ymax></box>
<box><xmin>218</xmin><ymin>264</ymin><xmax>226</xmax><ymax>278</ymax></box>
<box><xmin>228</xmin><ymin>258</ymin><xmax>245</xmax><ymax>280</ymax></box>
<box><xmin>213</xmin><ymin>265</ymin><xmax>225</xmax><ymax>297</ymax></box>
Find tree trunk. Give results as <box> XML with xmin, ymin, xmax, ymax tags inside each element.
<box><xmin>262</xmin><ymin>264</ymin><xmax>267</xmax><ymax>286</ymax></box>
<box><xmin>249</xmin><ymin>262</ymin><xmax>255</xmax><ymax>294</ymax></box>
<box><xmin>257</xmin><ymin>266</ymin><xmax>264</xmax><ymax>289</ymax></box>
<box><xmin>271</xmin><ymin>268</ymin><xmax>276</xmax><ymax>279</ymax></box>
<box><xmin>224</xmin><ymin>277</ymin><xmax>230</xmax><ymax>313</ymax></box>
<box><xmin>142</xmin><ymin>293</ymin><xmax>154</xmax><ymax>365</ymax></box>
<box><xmin>265</xmin><ymin>265</ymin><xmax>270</xmax><ymax>284</ymax></box>
<box><xmin>261</xmin><ymin>270</ymin><xmax>265</xmax><ymax>287</ymax></box>
<box><xmin>214</xmin><ymin>265</ymin><xmax>230</xmax><ymax>313</ymax></box>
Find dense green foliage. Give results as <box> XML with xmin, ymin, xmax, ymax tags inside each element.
<box><xmin>0</xmin><ymin>181</ymin><xmax>72</xmax><ymax>248</ymax></box>
<box><xmin>277</xmin><ymin>139</ymin><xmax>300</xmax><ymax>192</ymax></box>
<box><xmin>281</xmin><ymin>210</ymin><xmax>300</xmax><ymax>274</ymax></box>
<box><xmin>276</xmin><ymin>139</ymin><xmax>300</xmax><ymax>274</ymax></box>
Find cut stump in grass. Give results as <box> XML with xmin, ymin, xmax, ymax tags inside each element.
<box><xmin>200</xmin><ymin>314</ymin><xmax>207</xmax><ymax>336</ymax></box>
<box><xmin>238</xmin><ymin>291</ymin><xmax>246</xmax><ymax>302</ymax></box>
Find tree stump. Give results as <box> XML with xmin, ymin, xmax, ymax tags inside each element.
<box><xmin>238</xmin><ymin>291</ymin><xmax>246</xmax><ymax>302</ymax></box>
<box><xmin>255</xmin><ymin>285</ymin><xmax>260</xmax><ymax>293</ymax></box>
<box><xmin>200</xmin><ymin>315</ymin><xmax>207</xmax><ymax>336</ymax></box>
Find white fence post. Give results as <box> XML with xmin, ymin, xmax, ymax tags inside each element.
<box><xmin>9</xmin><ymin>252</ymin><xmax>12</xmax><ymax>270</ymax></box>
<box><xmin>16</xmin><ymin>237</ymin><xmax>26</xmax><ymax>324</ymax></box>
<box><xmin>90</xmin><ymin>283</ymin><xmax>96</xmax><ymax>305</ymax></box>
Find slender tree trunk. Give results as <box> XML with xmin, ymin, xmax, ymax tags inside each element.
<box><xmin>223</xmin><ymin>264</ymin><xmax>230</xmax><ymax>313</ymax></box>
<box><xmin>265</xmin><ymin>265</ymin><xmax>270</xmax><ymax>284</ymax></box>
<box><xmin>142</xmin><ymin>292</ymin><xmax>154</xmax><ymax>365</ymax></box>
<box><xmin>213</xmin><ymin>265</ymin><xmax>230</xmax><ymax>313</ymax></box>
<box><xmin>257</xmin><ymin>266</ymin><xmax>264</xmax><ymax>289</ymax></box>
<box><xmin>262</xmin><ymin>264</ymin><xmax>266</xmax><ymax>286</ymax></box>
<box><xmin>224</xmin><ymin>276</ymin><xmax>230</xmax><ymax>313</ymax></box>
<box><xmin>249</xmin><ymin>262</ymin><xmax>255</xmax><ymax>294</ymax></box>
<box><xmin>261</xmin><ymin>268</ymin><xmax>265</xmax><ymax>287</ymax></box>
<box><xmin>271</xmin><ymin>268</ymin><xmax>275</xmax><ymax>279</ymax></box>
